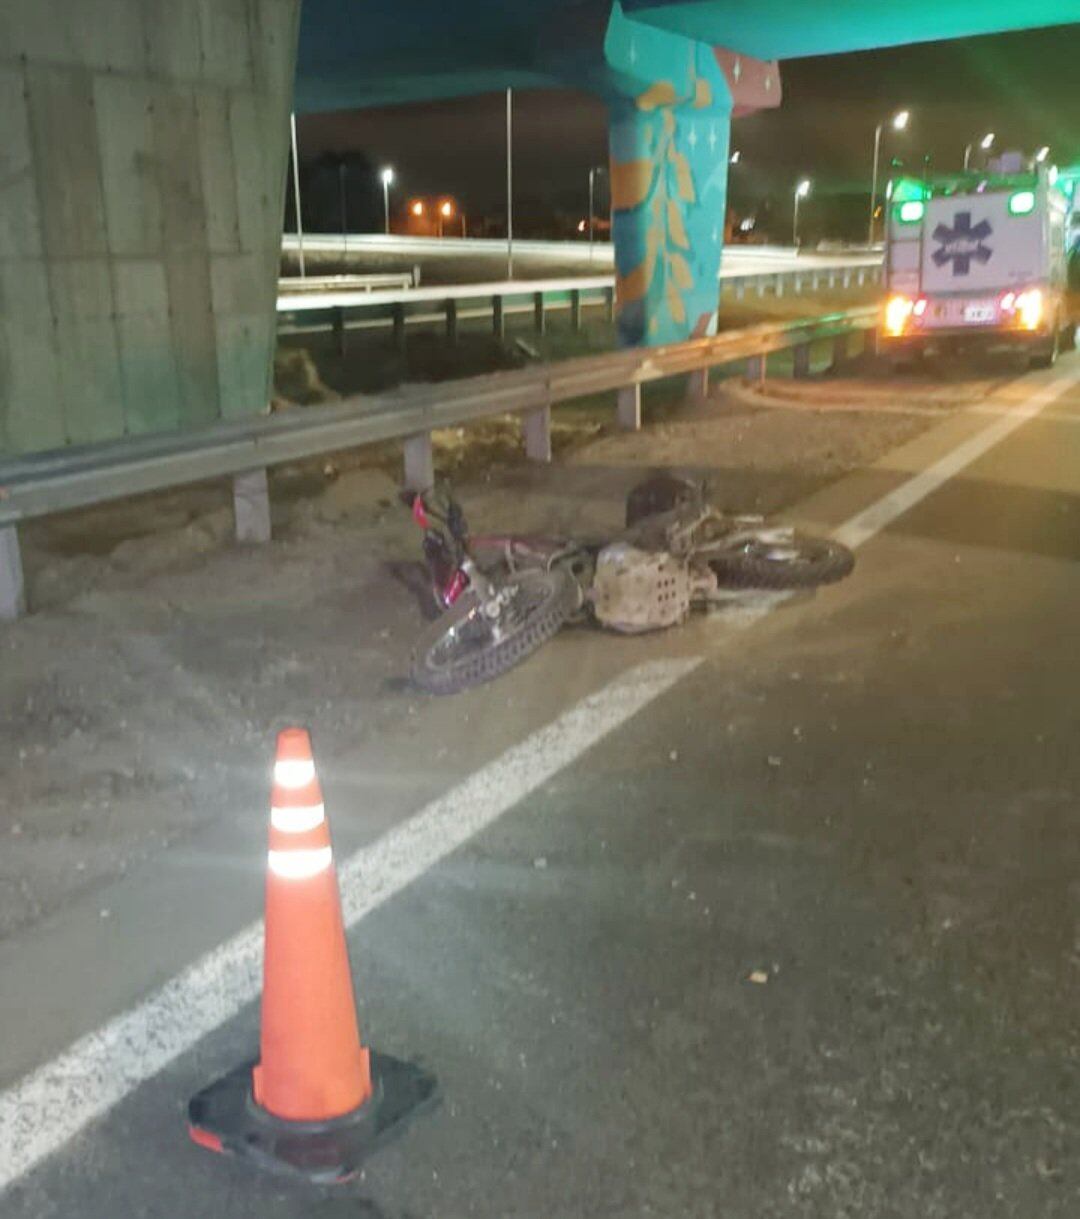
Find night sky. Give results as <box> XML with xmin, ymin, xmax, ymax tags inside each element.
<box><xmin>297</xmin><ymin>23</ymin><xmax>1079</xmax><ymax>233</ymax></box>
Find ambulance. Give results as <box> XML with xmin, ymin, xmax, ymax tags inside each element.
<box><xmin>881</xmin><ymin>155</ymin><xmax>1077</xmax><ymax>367</ymax></box>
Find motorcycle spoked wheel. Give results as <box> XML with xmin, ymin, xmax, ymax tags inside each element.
<box><xmin>411</xmin><ymin>567</ymin><xmax>580</xmax><ymax>695</ymax></box>
<box><xmin>707</xmin><ymin>533</ymin><xmax>855</xmax><ymax>590</ymax></box>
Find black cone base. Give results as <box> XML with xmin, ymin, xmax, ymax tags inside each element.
<box><xmin>187</xmin><ymin>1050</ymin><xmax>437</xmax><ymax>1185</ymax></box>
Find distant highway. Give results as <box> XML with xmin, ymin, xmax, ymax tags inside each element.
<box><xmin>281</xmin><ymin>232</ymin><xmax>883</xmax><ymax>281</ymax></box>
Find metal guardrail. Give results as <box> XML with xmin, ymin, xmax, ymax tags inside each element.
<box><xmin>0</xmin><ymin>305</ymin><xmax>878</xmax><ymax>531</ymax></box>
<box><xmin>278</xmin><ymin>271</ymin><xmax>417</xmax><ymax>294</ymax></box>
<box><xmin>277</xmin><ymin>265</ymin><xmax>885</xmax><ymax>353</ymax></box>
<box><xmin>0</xmin><ymin>303</ymin><xmax>879</xmax><ymax>618</ymax></box>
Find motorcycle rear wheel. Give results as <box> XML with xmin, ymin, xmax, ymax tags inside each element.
<box><xmin>708</xmin><ymin>534</ymin><xmax>854</xmax><ymax>590</ymax></box>
<box><xmin>411</xmin><ymin>567</ymin><xmax>579</xmax><ymax>695</ymax></box>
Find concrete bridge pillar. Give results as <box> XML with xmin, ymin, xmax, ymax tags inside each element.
<box><xmin>599</xmin><ymin>6</ymin><xmax>779</xmax><ymax>348</ymax></box>
<box><xmin>0</xmin><ymin>1</ymin><xmax>300</xmax><ymax>459</ymax></box>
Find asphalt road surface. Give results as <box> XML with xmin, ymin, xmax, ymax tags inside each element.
<box><xmin>2</xmin><ymin>358</ymin><xmax>1079</xmax><ymax>1217</ymax></box>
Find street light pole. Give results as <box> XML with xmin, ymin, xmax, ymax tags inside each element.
<box><xmin>793</xmin><ymin>179</ymin><xmax>811</xmax><ymax>249</ymax></box>
<box><xmin>588</xmin><ymin>166</ymin><xmax>605</xmax><ymax>262</ymax></box>
<box><xmin>869</xmin><ymin>122</ymin><xmax>883</xmax><ymax>247</ymax></box>
<box><xmin>338</xmin><ymin>162</ymin><xmax>347</xmax><ymax>260</ymax></box>
<box><xmin>506</xmin><ymin>87</ymin><xmax>514</xmax><ymax>280</ymax></box>
<box><xmin>289</xmin><ymin>111</ymin><xmax>305</xmax><ymax>278</ymax></box>
<box><xmin>380</xmin><ymin>167</ymin><xmax>394</xmax><ymax>236</ymax></box>
<box><xmin>964</xmin><ymin>132</ymin><xmax>995</xmax><ymax>171</ymax></box>
<box><xmin>868</xmin><ymin>110</ymin><xmax>909</xmax><ymax>246</ymax></box>
<box><xmin>588</xmin><ymin>166</ymin><xmax>596</xmax><ymax>256</ymax></box>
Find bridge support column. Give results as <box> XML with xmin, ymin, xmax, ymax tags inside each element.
<box><xmin>606</xmin><ymin>36</ymin><xmax>734</xmax><ymax>349</ymax></box>
<box><xmin>0</xmin><ymin>0</ymin><xmax>301</xmax><ymax>459</ymax></box>
<box><xmin>0</xmin><ymin>527</ymin><xmax>26</xmax><ymax>621</ymax></box>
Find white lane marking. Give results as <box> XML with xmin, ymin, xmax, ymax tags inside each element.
<box><xmin>835</xmin><ymin>372</ymin><xmax>1079</xmax><ymax>550</ymax></box>
<box><xmin>3</xmin><ymin>368</ymin><xmax>1077</xmax><ymax>1191</ymax></box>
<box><xmin>0</xmin><ymin>658</ymin><xmax>699</xmax><ymax>1191</ymax></box>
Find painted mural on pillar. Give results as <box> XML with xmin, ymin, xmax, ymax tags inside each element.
<box><xmin>605</xmin><ymin>12</ymin><xmax>734</xmax><ymax>347</ymax></box>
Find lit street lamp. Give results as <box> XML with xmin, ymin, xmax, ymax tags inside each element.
<box><xmin>868</xmin><ymin>109</ymin><xmax>909</xmax><ymax>245</ymax></box>
<box><xmin>438</xmin><ymin>197</ymin><xmax>455</xmax><ymax>237</ymax></box>
<box><xmin>729</xmin><ymin>149</ymin><xmax>741</xmax><ymax>165</ymax></box>
<box><xmin>793</xmin><ymin>178</ymin><xmax>811</xmax><ymax>249</ymax></box>
<box><xmin>1035</xmin><ymin>145</ymin><xmax>1050</xmax><ymax>164</ymax></box>
<box><xmin>380</xmin><ymin>167</ymin><xmax>394</xmax><ymax>235</ymax></box>
<box><xmin>963</xmin><ymin>132</ymin><xmax>995</xmax><ymax>171</ymax></box>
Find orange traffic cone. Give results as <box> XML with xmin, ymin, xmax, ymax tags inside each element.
<box><xmin>187</xmin><ymin>728</ymin><xmax>436</xmax><ymax>1183</ymax></box>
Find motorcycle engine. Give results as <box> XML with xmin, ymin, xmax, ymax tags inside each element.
<box><xmin>591</xmin><ymin>542</ymin><xmax>692</xmax><ymax>634</ymax></box>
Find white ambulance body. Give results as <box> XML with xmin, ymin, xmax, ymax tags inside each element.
<box><xmin>882</xmin><ymin>160</ymin><xmax>1075</xmax><ymax>367</ymax></box>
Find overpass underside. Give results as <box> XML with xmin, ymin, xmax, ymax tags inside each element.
<box><xmin>0</xmin><ymin>0</ymin><xmax>1073</xmax><ymax>462</ymax></box>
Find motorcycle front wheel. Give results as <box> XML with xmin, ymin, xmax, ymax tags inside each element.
<box><xmin>411</xmin><ymin>567</ymin><xmax>579</xmax><ymax>695</ymax></box>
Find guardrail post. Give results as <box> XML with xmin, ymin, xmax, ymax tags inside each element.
<box><xmin>831</xmin><ymin>332</ymin><xmax>849</xmax><ymax>370</ymax></box>
<box><xmin>570</xmin><ymin>289</ymin><xmax>582</xmax><ymax>332</ymax></box>
<box><xmin>523</xmin><ymin>404</ymin><xmax>552</xmax><ymax>462</ymax></box>
<box><xmin>332</xmin><ymin>307</ymin><xmax>346</xmax><ymax>356</ymax></box>
<box><xmin>0</xmin><ymin>526</ymin><xmax>26</xmax><ymax>621</ymax></box>
<box><xmin>734</xmin><ymin>281</ymin><xmax>746</xmax><ymax>301</ymax></box>
<box><xmin>856</xmin><ymin>267</ymin><xmax>866</xmax><ymax>287</ymax></box>
<box><xmin>842</xmin><ymin>269</ymin><xmax>852</xmax><ymax>289</ymax></box>
<box><xmin>792</xmin><ymin>342</ymin><xmax>811</xmax><ymax>379</ymax></box>
<box><xmin>745</xmin><ymin>354</ymin><xmax>766</xmax><ymax>384</ymax></box>
<box><xmin>774</xmin><ymin>273</ymin><xmax>784</xmax><ymax>298</ymax></box>
<box><xmin>828</xmin><ymin>270</ymin><xmax>837</xmax><ymax>289</ymax></box>
<box><xmin>445</xmin><ymin>299</ymin><xmax>458</xmax><ymax>344</ymax></box>
<box><xmin>793</xmin><ymin>273</ymin><xmax>803</xmax><ymax>295</ymax></box>
<box><xmin>617</xmin><ymin>383</ymin><xmax>642</xmax><ymax>431</ymax></box>
<box><xmin>604</xmin><ymin>286</ymin><xmax>615</xmax><ymax>323</ymax></box>
<box><xmin>534</xmin><ymin>292</ymin><xmax>546</xmax><ymax>336</ymax></box>
<box><xmin>756</xmin><ymin>275</ymin><xmax>766</xmax><ymax>299</ymax></box>
<box><xmin>810</xmin><ymin>272</ymin><xmax>820</xmax><ymax>291</ymax></box>
<box><xmin>687</xmin><ymin>368</ymin><xmax>710</xmax><ymax>401</ymax></box>
<box><xmin>392</xmin><ymin>303</ymin><xmax>406</xmax><ymax>353</ymax></box>
<box><xmin>403</xmin><ymin>433</ymin><xmax>435</xmax><ymax>491</ymax></box>
<box><xmin>493</xmin><ymin>294</ymin><xmax>505</xmax><ymax>339</ymax></box>
<box><xmin>233</xmin><ymin>469</ymin><xmax>272</xmax><ymax>544</ymax></box>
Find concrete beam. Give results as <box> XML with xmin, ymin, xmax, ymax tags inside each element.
<box><xmin>0</xmin><ymin>526</ymin><xmax>26</xmax><ymax>621</ymax></box>
<box><xmin>233</xmin><ymin>469</ymin><xmax>272</xmax><ymax>544</ymax></box>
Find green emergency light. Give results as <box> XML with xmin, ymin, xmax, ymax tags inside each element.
<box><xmin>1008</xmin><ymin>190</ymin><xmax>1036</xmax><ymax>216</ymax></box>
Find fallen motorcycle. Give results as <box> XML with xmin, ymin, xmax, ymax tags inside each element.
<box><xmin>403</xmin><ymin>476</ymin><xmax>854</xmax><ymax>695</ymax></box>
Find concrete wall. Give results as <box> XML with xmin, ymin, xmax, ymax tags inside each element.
<box><xmin>0</xmin><ymin>0</ymin><xmax>300</xmax><ymax>456</ymax></box>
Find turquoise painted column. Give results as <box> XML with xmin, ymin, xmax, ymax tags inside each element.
<box><xmin>603</xmin><ymin>7</ymin><xmax>733</xmax><ymax>347</ymax></box>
